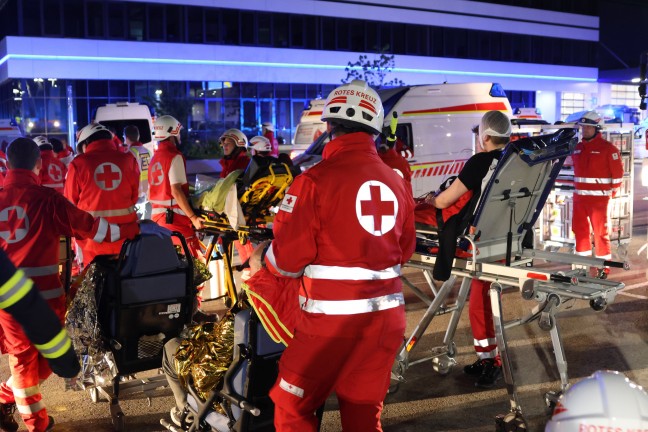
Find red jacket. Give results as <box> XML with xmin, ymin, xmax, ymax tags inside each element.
<box><xmin>219</xmin><ymin>149</ymin><xmax>250</xmax><ymax>178</ymax></box>
<box><xmin>379</xmin><ymin>147</ymin><xmax>412</xmax><ymax>183</ymax></box>
<box><xmin>264</xmin><ymin>132</ymin><xmax>416</xmax><ymax>337</ymax></box>
<box><xmin>64</xmin><ymin>139</ymin><xmax>139</xmax><ymax>257</ymax></box>
<box><xmin>572</xmin><ymin>133</ymin><xmax>624</xmax><ymax>201</ymax></box>
<box><xmin>148</xmin><ymin>140</ymin><xmax>193</xmax><ymax>239</ymax></box>
<box><xmin>0</xmin><ymin>170</ymin><xmax>138</xmax><ymax>303</ymax></box>
<box><xmin>263</xmin><ymin>130</ymin><xmax>280</xmax><ymax>158</ymax></box>
<box><xmin>39</xmin><ymin>149</ymin><xmax>67</xmax><ymax>194</ymax></box>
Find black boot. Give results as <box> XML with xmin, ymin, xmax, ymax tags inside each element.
<box><xmin>0</xmin><ymin>403</ymin><xmax>18</xmax><ymax>432</ymax></box>
<box><xmin>463</xmin><ymin>358</ymin><xmax>485</xmax><ymax>377</ymax></box>
<box><xmin>475</xmin><ymin>358</ymin><xmax>502</xmax><ymax>388</ymax></box>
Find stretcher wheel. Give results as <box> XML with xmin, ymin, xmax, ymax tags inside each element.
<box><xmin>388</xmin><ymin>362</ymin><xmax>405</xmax><ymax>394</ymax></box>
<box><xmin>544</xmin><ymin>390</ymin><xmax>561</xmax><ymax>417</ymax></box>
<box><xmin>432</xmin><ymin>354</ymin><xmax>455</xmax><ymax>376</ymax></box>
<box><xmin>589</xmin><ymin>298</ymin><xmax>607</xmax><ymax>312</ymax></box>
<box><xmin>89</xmin><ymin>387</ymin><xmax>100</xmax><ymax>403</ymax></box>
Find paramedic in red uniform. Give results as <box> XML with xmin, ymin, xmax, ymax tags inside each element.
<box><xmin>148</xmin><ymin>115</ymin><xmax>204</xmax><ymax>256</ymax></box>
<box><xmin>571</xmin><ymin>110</ymin><xmax>624</xmax><ymax>264</ymax></box>
<box><xmin>424</xmin><ymin>111</ymin><xmax>512</xmax><ymax>387</ymax></box>
<box><xmin>0</xmin><ymin>138</ymin><xmax>147</xmax><ymax>432</ymax></box>
<box><xmin>378</xmin><ymin>134</ymin><xmax>412</xmax><ymax>183</ymax></box>
<box><xmin>33</xmin><ymin>136</ymin><xmax>67</xmax><ymax>194</ymax></box>
<box><xmin>219</xmin><ymin>128</ymin><xmax>250</xmax><ymax>178</ymax></box>
<box><xmin>64</xmin><ymin>123</ymin><xmax>140</xmax><ymax>267</ymax></box>
<box><xmin>262</xmin><ymin>122</ymin><xmax>280</xmax><ymax>157</ymax></box>
<box><xmin>260</xmin><ymin>80</ymin><xmax>416</xmax><ymax>431</ymax></box>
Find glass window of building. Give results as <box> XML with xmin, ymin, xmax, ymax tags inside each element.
<box><xmin>258</xmin><ymin>13</ymin><xmax>272</xmax><ymax>46</ymax></box>
<box><xmin>241</xmin><ymin>12</ymin><xmax>255</xmax><ymax>45</ymax></box>
<box><xmin>166</xmin><ymin>5</ymin><xmax>182</xmax><ymax>42</ymax></box>
<box><xmin>222</xmin><ymin>10</ymin><xmax>239</xmax><ymax>44</ymax></box>
<box><xmin>43</xmin><ymin>1</ymin><xmax>62</xmax><ymax>36</ymax></box>
<box><xmin>289</xmin><ymin>15</ymin><xmax>304</xmax><ymax>47</ymax></box>
<box><xmin>610</xmin><ymin>85</ymin><xmax>641</xmax><ymax>108</ymax></box>
<box><xmin>273</xmin><ymin>14</ymin><xmax>288</xmax><ymax>48</ymax></box>
<box><xmin>321</xmin><ymin>18</ymin><xmax>335</xmax><ymax>51</ymax></box>
<box><xmin>107</xmin><ymin>3</ymin><xmax>126</xmax><ymax>39</ymax></box>
<box><xmin>147</xmin><ymin>4</ymin><xmax>165</xmax><ymax>40</ymax></box>
<box><xmin>187</xmin><ymin>6</ymin><xmax>204</xmax><ymax>43</ymax></box>
<box><xmin>205</xmin><ymin>9</ymin><xmax>220</xmax><ymax>43</ymax></box>
<box><xmin>21</xmin><ymin>1</ymin><xmax>41</xmax><ymax>36</ymax></box>
<box><xmin>560</xmin><ymin>92</ymin><xmax>586</xmax><ymax>121</ymax></box>
<box><xmin>127</xmin><ymin>3</ymin><xmax>145</xmax><ymax>41</ymax></box>
<box><xmin>86</xmin><ymin>1</ymin><xmax>105</xmax><ymax>38</ymax></box>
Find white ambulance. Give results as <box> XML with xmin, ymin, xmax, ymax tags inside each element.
<box><xmin>0</xmin><ymin>119</ymin><xmax>23</xmax><ymax>151</ymax></box>
<box><xmin>294</xmin><ymin>83</ymin><xmax>513</xmax><ymax>197</ymax></box>
<box><xmin>94</xmin><ymin>102</ymin><xmax>156</xmax><ymax>154</ymax></box>
<box><xmin>291</xmin><ymin>99</ymin><xmax>327</xmax><ymax>156</ymax></box>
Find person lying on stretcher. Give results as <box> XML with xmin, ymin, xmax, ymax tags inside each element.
<box><xmin>414</xmin><ymin>110</ymin><xmax>513</xmax><ymax>388</ymax></box>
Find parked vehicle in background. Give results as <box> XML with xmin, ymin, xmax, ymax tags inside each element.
<box><xmin>0</xmin><ymin>119</ymin><xmax>23</xmax><ymax>150</ymax></box>
<box><xmin>291</xmin><ymin>99</ymin><xmax>328</xmax><ymax>158</ymax></box>
<box><xmin>94</xmin><ymin>102</ymin><xmax>155</xmax><ymax>154</ymax></box>
<box><xmin>294</xmin><ymin>82</ymin><xmax>513</xmax><ymax>197</ymax></box>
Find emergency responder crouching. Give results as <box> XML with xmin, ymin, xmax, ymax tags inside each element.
<box><xmin>33</xmin><ymin>136</ymin><xmax>67</xmax><ymax>194</ymax></box>
<box><xmin>250</xmin><ymin>79</ymin><xmax>416</xmax><ymax>431</ymax></box>
<box><xmin>571</xmin><ymin>111</ymin><xmax>624</xmax><ymax>274</ymax></box>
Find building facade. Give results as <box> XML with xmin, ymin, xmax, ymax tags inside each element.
<box><xmin>0</xmin><ymin>0</ymin><xmax>633</xmax><ymax>154</ymax></box>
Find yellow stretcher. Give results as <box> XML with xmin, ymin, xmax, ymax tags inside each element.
<box><xmin>196</xmin><ymin>156</ymin><xmax>298</xmax><ymax>306</ymax></box>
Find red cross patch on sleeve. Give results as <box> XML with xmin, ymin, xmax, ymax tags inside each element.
<box><xmin>279</xmin><ymin>194</ymin><xmax>297</xmax><ymax>213</ymax></box>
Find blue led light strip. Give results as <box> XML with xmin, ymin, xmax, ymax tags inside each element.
<box><xmin>0</xmin><ymin>53</ymin><xmax>597</xmax><ymax>82</ymax></box>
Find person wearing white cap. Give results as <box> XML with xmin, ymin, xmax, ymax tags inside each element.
<box><xmin>425</xmin><ymin>110</ymin><xmax>512</xmax><ymax>387</ymax></box>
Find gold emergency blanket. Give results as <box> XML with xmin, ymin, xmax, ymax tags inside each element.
<box><xmin>174</xmin><ymin>313</ymin><xmax>235</xmax><ymax>406</ymax></box>
<box><xmin>66</xmin><ymin>263</ymin><xmax>118</xmax><ymax>386</ymax></box>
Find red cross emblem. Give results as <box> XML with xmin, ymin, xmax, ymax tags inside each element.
<box><xmin>48</xmin><ymin>163</ymin><xmax>63</xmax><ymax>182</ymax></box>
<box><xmin>0</xmin><ymin>206</ymin><xmax>29</xmax><ymax>244</ymax></box>
<box><xmin>356</xmin><ymin>181</ymin><xmax>398</xmax><ymax>236</ymax></box>
<box><xmin>94</xmin><ymin>163</ymin><xmax>122</xmax><ymax>191</ymax></box>
<box><xmin>150</xmin><ymin>162</ymin><xmax>164</xmax><ymax>186</ymax></box>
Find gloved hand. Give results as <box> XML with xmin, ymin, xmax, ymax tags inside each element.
<box><xmin>138</xmin><ymin>220</ymin><xmax>172</xmax><ymax>238</ymax></box>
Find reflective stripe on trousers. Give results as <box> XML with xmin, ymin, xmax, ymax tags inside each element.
<box><xmin>299</xmin><ymin>292</ymin><xmax>404</xmax><ymax>315</ymax></box>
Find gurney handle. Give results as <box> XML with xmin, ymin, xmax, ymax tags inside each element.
<box><xmin>603</xmin><ymin>260</ymin><xmax>629</xmax><ymax>270</ymax></box>
<box><xmin>550</xmin><ymin>273</ymin><xmax>578</xmax><ymax>285</ymax></box>
<box><xmin>219</xmin><ymin>391</ymin><xmax>261</xmax><ymax>416</ymax></box>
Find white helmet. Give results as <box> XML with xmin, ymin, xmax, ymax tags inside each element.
<box><xmin>545</xmin><ymin>370</ymin><xmax>648</xmax><ymax>432</ymax></box>
<box><xmin>321</xmin><ymin>79</ymin><xmax>384</xmax><ymax>135</ymax></box>
<box><xmin>33</xmin><ymin>136</ymin><xmax>50</xmax><ymax>147</ymax></box>
<box><xmin>219</xmin><ymin>128</ymin><xmax>248</xmax><ymax>147</ymax></box>
<box><xmin>262</xmin><ymin>122</ymin><xmax>275</xmax><ymax>132</ymax></box>
<box><xmin>249</xmin><ymin>136</ymin><xmax>272</xmax><ymax>153</ymax></box>
<box><xmin>77</xmin><ymin>123</ymin><xmax>111</xmax><ymax>145</ymax></box>
<box><xmin>154</xmin><ymin>115</ymin><xmax>182</xmax><ymax>140</ymax></box>
<box><xmin>575</xmin><ymin>110</ymin><xmax>603</xmax><ymax>128</ymax></box>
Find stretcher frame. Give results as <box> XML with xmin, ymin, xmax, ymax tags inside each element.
<box><xmin>391</xmin><ymin>130</ymin><xmax>629</xmax><ymax>430</ymax></box>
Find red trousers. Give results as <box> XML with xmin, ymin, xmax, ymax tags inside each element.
<box><xmin>270</xmin><ymin>309</ymin><xmax>404</xmax><ymax>432</ymax></box>
<box><xmin>572</xmin><ymin>196</ymin><xmax>611</xmax><ymax>259</ymax></box>
<box><xmin>468</xmin><ymin>279</ymin><xmax>497</xmax><ymax>359</ymax></box>
<box><xmin>0</xmin><ymin>296</ymin><xmax>65</xmax><ymax>432</ymax></box>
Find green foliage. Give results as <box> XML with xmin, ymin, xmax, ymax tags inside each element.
<box><xmin>342</xmin><ymin>46</ymin><xmax>405</xmax><ymax>89</ymax></box>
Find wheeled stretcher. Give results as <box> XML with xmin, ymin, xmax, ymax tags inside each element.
<box><xmin>391</xmin><ymin>129</ymin><xmax>629</xmax><ymax>430</ymax></box>
<box><xmin>81</xmin><ymin>233</ymin><xmax>195</xmax><ymax>431</ymax></box>
<box><xmin>158</xmin><ymin>156</ymin><xmax>299</xmax><ymax>431</ymax></box>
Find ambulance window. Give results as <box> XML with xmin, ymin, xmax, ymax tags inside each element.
<box><xmin>382</xmin><ymin>123</ymin><xmax>413</xmax><ymax>156</ymax></box>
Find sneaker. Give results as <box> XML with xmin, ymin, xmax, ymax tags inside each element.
<box><xmin>475</xmin><ymin>359</ymin><xmax>502</xmax><ymax>388</ymax></box>
<box><xmin>44</xmin><ymin>416</ymin><xmax>55</xmax><ymax>432</ymax></box>
<box><xmin>0</xmin><ymin>402</ymin><xmax>18</xmax><ymax>432</ymax></box>
<box><xmin>463</xmin><ymin>358</ymin><xmax>485</xmax><ymax>377</ymax></box>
